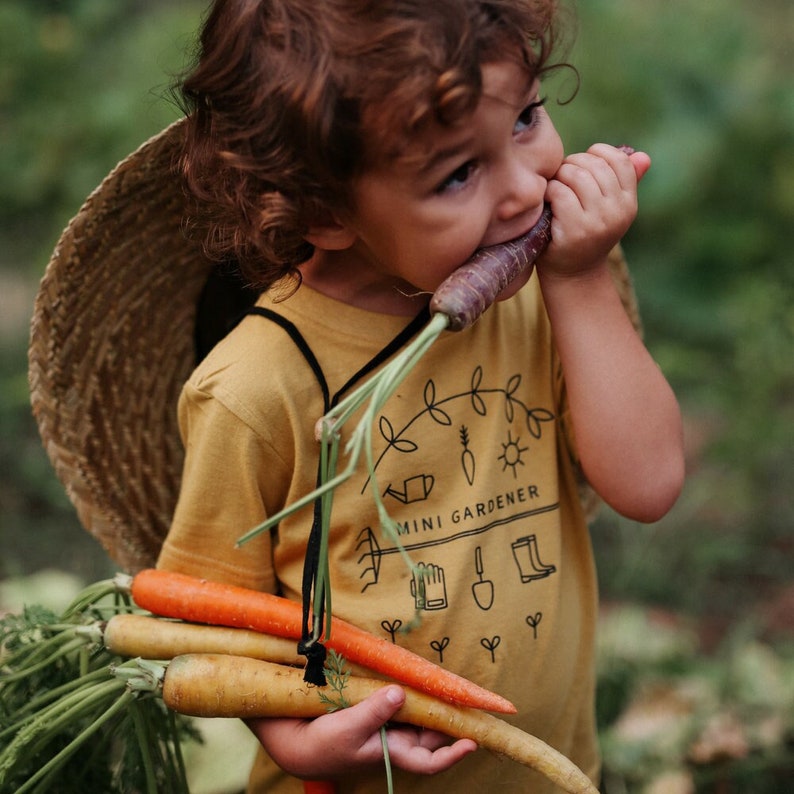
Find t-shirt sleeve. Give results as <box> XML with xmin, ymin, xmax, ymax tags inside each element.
<box><xmin>156</xmin><ymin>381</ymin><xmax>279</xmax><ymax>593</ymax></box>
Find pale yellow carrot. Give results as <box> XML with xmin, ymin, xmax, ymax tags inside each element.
<box><xmin>103</xmin><ymin>613</ymin><xmax>304</xmax><ymax>666</ymax></box>
<box><xmin>161</xmin><ymin>654</ymin><xmax>598</xmax><ymax>794</ymax></box>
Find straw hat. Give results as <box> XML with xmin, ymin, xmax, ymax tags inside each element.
<box><xmin>28</xmin><ymin>118</ymin><xmax>641</xmax><ymax>573</ymax></box>
<box><xmin>28</xmin><ymin>118</ymin><xmax>255</xmax><ymax>572</ymax></box>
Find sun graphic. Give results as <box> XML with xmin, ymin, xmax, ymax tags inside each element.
<box><xmin>498</xmin><ymin>429</ymin><xmax>529</xmax><ymax>477</ymax></box>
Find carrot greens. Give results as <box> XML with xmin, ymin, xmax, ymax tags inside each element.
<box><xmin>0</xmin><ymin>582</ymin><xmax>194</xmax><ymax>794</ymax></box>
<box><xmin>319</xmin><ymin>650</ymin><xmax>394</xmax><ymax>794</ymax></box>
<box><xmin>318</xmin><ymin>649</ymin><xmax>352</xmax><ymax>712</ymax></box>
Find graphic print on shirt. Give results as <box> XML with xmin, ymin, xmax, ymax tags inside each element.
<box><xmin>354</xmin><ymin>364</ymin><xmax>559</xmax><ymax>615</ymax></box>
<box><xmin>525</xmin><ymin>611</ymin><xmax>543</xmax><ymax>639</ymax></box>
<box><xmin>511</xmin><ymin>534</ymin><xmax>556</xmax><ymax>582</ymax></box>
<box><xmin>471</xmin><ymin>545</ymin><xmax>494</xmax><ymax>610</ymax></box>
<box><xmin>480</xmin><ymin>635</ymin><xmax>502</xmax><ymax>664</ymax></box>
<box><xmin>383</xmin><ymin>473</ymin><xmax>435</xmax><ymax>504</ymax></box>
<box><xmin>459</xmin><ymin>425</ymin><xmax>476</xmax><ymax>485</ymax></box>
<box><xmin>410</xmin><ymin>562</ymin><xmax>448</xmax><ymax>610</ymax></box>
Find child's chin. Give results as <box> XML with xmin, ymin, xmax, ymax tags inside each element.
<box><xmin>495</xmin><ymin>265</ymin><xmax>535</xmax><ymax>302</ymax></box>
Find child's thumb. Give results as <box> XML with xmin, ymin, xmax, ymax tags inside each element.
<box><xmin>629</xmin><ymin>150</ymin><xmax>652</xmax><ymax>182</ymax></box>
<box><xmin>349</xmin><ymin>685</ymin><xmax>406</xmax><ymax>734</ymax></box>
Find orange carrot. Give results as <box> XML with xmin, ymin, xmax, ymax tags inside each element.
<box><xmin>127</xmin><ymin>569</ymin><xmax>515</xmax><ymax>714</ymax></box>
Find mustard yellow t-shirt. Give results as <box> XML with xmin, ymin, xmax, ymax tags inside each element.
<box><xmin>158</xmin><ymin>276</ymin><xmax>600</xmax><ymax>793</ymax></box>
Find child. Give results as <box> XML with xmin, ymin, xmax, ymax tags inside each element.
<box><xmin>156</xmin><ymin>0</ymin><xmax>685</xmax><ymax>791</ymax></box>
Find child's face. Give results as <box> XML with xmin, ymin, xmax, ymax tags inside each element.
<box><xmin>311</xmin><ymin>59</ymin><xmax>564</xmax><ymax>312</ymax></box>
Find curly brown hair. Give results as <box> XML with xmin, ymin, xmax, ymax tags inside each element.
<box><xmin>179</xmin><ymin>0</ymin><xmax>567</xmax><ymax>290</ymax></box>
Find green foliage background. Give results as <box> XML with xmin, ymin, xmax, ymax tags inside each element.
<box><xmin>1</xmin><ymin>0</ymin><xmax>792</xmax><ymax>790</ymax></box>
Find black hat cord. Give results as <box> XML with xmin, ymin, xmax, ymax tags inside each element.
<box><xmin>249</xmin><ymin>305</ymin><xmax>430</xmax><ymax>685</ymax></box>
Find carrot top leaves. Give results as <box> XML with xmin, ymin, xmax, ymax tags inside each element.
<box><xmin>0</xmin><ymin>582</ymin><xmax>194</xmax><ymax>794</ymax></box>
<box><xmin>317</xmin><ymin>649</ymin><xmax>395</xmax><ymax>794</ymax></box>
<box><xmin>318</xmin><ymin>649</ymin><xmax>352</xmax><ymax>712</ymax></box>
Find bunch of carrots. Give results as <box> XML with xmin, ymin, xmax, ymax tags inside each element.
<box><xmin>0</xmin><ymin>569</ymin><xmax>597</xmax><ymax>794</ymax></box>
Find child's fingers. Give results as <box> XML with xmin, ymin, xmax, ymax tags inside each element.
<box><xmin>332</xmin><ymin>685</ymin><xmax>407</xmax><ymax>751</ymax></box>
<box><xmin>628</xmin><ymin>150</ymin><xmax>652</xmax><ymax>182</ymax></box>
<box><xmin>384</xmin><ymin>728</ymin><xmax>478</xmax><ymax>775</ymax></box>
<box><xmin>247</xmin><ymin>688</ymin><xmax>409</xmax><ymax>776</ymax></box>
<box><xmin>357</xmin><ymin>684</ymin><xmax>407</xmax><ymax>729</ymax></box>
<box><xmin>330</xmin><ymin>686</ymin><xmax>475</xmax><ymax>775</ymax></box>
<box><xmin>541</xmin><ymin>144</ymin><xmax>645</xmax><ymax>275</ymax></box>
<box><xmin>554</xmin><ymin>157</ymin><xmax>616</xmax><ymax>206</ymax></box>
<box><xmin>586</xmin><ymin>143</ymin><xmax>650</xmax><ymax>187</ymax></box>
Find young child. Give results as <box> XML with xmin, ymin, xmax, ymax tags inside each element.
<box><xmin>156</xmin><ymin>0</ymin><xmax>685</xmax><ymax>791</ymax></box>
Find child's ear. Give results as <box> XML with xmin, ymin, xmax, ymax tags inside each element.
<box><xmin>304</xmin><ymin>215</ymin><xmax>356</xmax><ymax>251</ymax></box>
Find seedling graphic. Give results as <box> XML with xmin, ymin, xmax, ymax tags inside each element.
<box><xmin>481</xmin><ymin>635</ymin><xmax>502</xmax><ymax>663</ymax></box>
<box><xmin>430</xmin><ymin>637</ymin><xmax>450</xmax><ymax>663</ymax></box>
<box><xmin>380</xmin><ymin>619</ymin><xmax>403</xmax><ymax>643</ymax></box>
<box><xmin>526</xmin><ymin>612</ymin><xmax>543</xmax><ymax>639</ymax></box>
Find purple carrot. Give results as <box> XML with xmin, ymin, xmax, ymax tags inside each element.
<box><xmin>430</xmin><ymin>205</ymin><xmax>553</xmax><ymax>331</ymax></box>
<box><xmin>430</xmin><ymin>146</ymin><xmax>635</xmax><ymax>332</ymax></box>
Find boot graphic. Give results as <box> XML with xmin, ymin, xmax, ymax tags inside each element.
<box><xmin>511</xmin><ymin>535</ymin><xmax>556</xmax><ymax>582</ymax></box>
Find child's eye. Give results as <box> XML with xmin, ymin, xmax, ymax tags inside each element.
<box><xmin>436</xmin><ymin>160</ymin><xmax>477</xmax><ymax>194</ymax></box>
<box><xmin>515</xmin><ymin>97</ymin><xmax>547</xmax><ymax>134</ymax></box>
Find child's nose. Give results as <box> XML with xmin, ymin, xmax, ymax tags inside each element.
<box><xmin>494</xmin><ymin>161</ymin><xmax>547</xmax><ymax>224</ymax></box>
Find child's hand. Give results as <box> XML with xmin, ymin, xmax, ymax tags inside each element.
<box><xmin>247</xmin><ymin>685</ymin><xmax>477</xmax><ymax>780</ymax></box>
<box><xmin>541</xmin><ymin>143</ymin><xmax>650</xmax><ymax>278</ymax></box>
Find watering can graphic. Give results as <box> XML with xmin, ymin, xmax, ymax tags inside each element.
<box><xmin>384</xmin><ymin>473</ymin><xmax>434</xmax><ymax>504</ymax></box>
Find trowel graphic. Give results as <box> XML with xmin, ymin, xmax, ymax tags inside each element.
<box><xmin>384</xmin><ymin>473</ymin><xmax>435</xmax><ymax>504</ymax></box>
<box><xmin>471</xmin><ymin>545</ymin><xmax>494</xmax><ymax>610</ymax></box>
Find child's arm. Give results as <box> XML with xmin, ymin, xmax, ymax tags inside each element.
<box><xmin>538</xmin><ymin>144</ymin><xmax>685</xmax><ymax>523</ymax></box>
<box><xmin>246</xmin><ymin>686</ymin><xmax>477</xmax><ymax>780</ymax></box>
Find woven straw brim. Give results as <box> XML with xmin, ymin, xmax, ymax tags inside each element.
<box><xmin>28</xmin><ymin>119</ymin><xmax>212</xmax><ymax>573</ymax></box>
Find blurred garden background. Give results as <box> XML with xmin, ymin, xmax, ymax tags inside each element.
<box><xmin>1</xmin><ymin>0</ymin><xmax>792</xmax><ymax>791</ymax></box>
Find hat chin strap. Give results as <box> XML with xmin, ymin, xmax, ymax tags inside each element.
<box><xmin>247</xmin><ymin>304</ymin><xmax>431</xmax><ymax>685</ymax></box>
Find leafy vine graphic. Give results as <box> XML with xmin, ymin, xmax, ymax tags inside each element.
<box><xmin>365</xmin><ymin>365</ymin><xmax>555</xmax><ymax>493</ymax></box>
